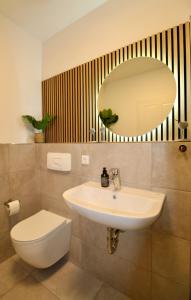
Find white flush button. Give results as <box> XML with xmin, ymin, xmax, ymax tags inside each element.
<box><xmin>81</xmin><ymin>155</ymin><xmax>90</xmax><ymax>165</ymax></box>
<box><xmin>47</xmin><ymin>153</ymin><xmax>71</xmax><ymax>171</ymax></box>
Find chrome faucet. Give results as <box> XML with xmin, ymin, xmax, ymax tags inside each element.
<box><xmin>109</xmin><ymin>168</ymin><xmax>121</xmax><ymax>191</ymax></box>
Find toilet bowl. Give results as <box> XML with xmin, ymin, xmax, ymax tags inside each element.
<box><xmin>10</xmin><ymin>210</ymin><xmax>72</xmax><ymax>268</ymax></box>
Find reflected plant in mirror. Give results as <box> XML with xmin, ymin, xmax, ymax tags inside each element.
<box><xmin>99</xmin><ymin>108</ymin><xmax>119</xmax><ymax>129</ymax></box>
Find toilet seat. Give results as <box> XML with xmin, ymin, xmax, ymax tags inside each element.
<box><xmin>11</xmin><ymin>210</ymin><xmax>68</xmax><ymax>243</ymax></box>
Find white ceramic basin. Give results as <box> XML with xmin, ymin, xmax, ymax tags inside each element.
<box><xmin>63</xmin><ymin>181</ymin><xmax>165</xmax><ymax>231</ymax></box>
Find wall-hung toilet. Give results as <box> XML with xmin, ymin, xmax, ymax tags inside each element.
<box><xmin>10</xmin><ymin>210</ymin><xmax>72</xmax><ymax>268</ymax></box>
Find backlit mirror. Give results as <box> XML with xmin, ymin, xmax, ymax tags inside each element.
<box><xmin>98</xmin><ymin>57</ymin><xmax>176</xmax><ymax>137</ymax></box>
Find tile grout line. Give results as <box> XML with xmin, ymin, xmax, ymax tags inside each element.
<box><xmin>92</xmin><ymin>282</ymin><xmax>104</xmax><ymax>300</ymax></box>
<box><xmin>30</xmin><ymin>275</ymin><xmax>61</xmax><ymax>300</ymax></box>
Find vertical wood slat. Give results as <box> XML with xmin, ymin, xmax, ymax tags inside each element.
<box><xmin>179</xmin><ymin>24</ymin><xmax>185</xmax><ymax>139</ymax></box>
<box><xmin>173</xmin><ymin>26</ymin><xmax>179</xmax><ymax>140</ymax></box>
<box><xmin>167</xmin><ymin>28</ymin><xmax>173</xmax><ymax>141</ymax></box>
<box><xmin>163</xmin><ymin>31</ymin><xmax>168</xmax><ymax>141</ymax></box>
<box><xmin>186</xmin><ymin>22</ymin><xmax>191</xmax><ymax>139</ymax></box>
<box><xmin>42</xmin><ymin>22</ymin><xmax>190</xmax><ymax>143</ymax></box>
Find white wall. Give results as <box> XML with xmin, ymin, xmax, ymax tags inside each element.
<box><xmin>42</xmin><ymin>0</ymin><xmax>191</xmax><ymax>80</ymax></box>
<box><xmin>0</xmin><ymin>13</ymin><xmax>42</xmax><ymax>143</ymax></box>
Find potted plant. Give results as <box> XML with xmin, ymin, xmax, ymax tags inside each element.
<box><xmin>22</xmin><ymin>114</ymin><xmax>55</xmax><ymax>143</ymax></box>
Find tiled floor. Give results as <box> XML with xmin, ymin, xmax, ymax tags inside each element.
<box><xmin>0</xmin><ymin>255</ymin><xmax>132</xmax><ymax>300</ymax></box>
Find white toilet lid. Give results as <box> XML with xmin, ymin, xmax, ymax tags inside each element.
<box><xmin>11</xmin><ymin>210</ymin><xmax>68</xmax><ymax>242</ymax></box>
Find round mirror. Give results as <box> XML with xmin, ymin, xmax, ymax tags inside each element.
<box><xmin>98</xmin><ymin>57</ymin><xmax>176</xmax><ymax>137</ymax></box>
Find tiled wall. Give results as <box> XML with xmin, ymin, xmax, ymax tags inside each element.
<box><xmin>37</xmin><ymin>142</ymin><xmax>191</xmax><ymax>300</ymax></box>
<box><xmin>0</xmin><ymin>142</ymin><xmax>190</xmax><ymax>299</ymax></box>
<box><xmin>0</xmin><ymin>144</ymin><xmax>41</xmax><ymax>263</ymax></box>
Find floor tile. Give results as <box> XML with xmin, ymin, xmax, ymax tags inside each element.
<box><xmin>0</xmin><ymin>276</ymin><xmax>59</xmax><ymax>300</ymax></box>
<box><xmin>0</xmin><ymin>256</ymin><xmax>134</xmax><ymax>300</ymax></box>
<box><xmin>12</xmin><ymin>255</ymin><xmax>34</xmax><ymax>274</ymax></box>
<box><xmin>0</xmin><ymin>256</ymin><xmax>29</xmax><ymax>296</ymax></box>
<box><xmin>32</xmin><ymin>260</ymin><xmax>102</xmax><ymax>300</ymax></box>
<box><xmin>95</xmin><ymin>284</ymin><xmax>132</xmax><ymax>300</ymax></box>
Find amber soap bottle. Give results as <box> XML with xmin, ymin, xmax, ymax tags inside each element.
<box><xmin>101</xmin><ymin>167</ymin><xmax>109</xmax><ymax>187</ymax></box>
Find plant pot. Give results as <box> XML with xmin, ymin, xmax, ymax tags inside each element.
<box><xmin>34</xmin><ymin>132</ymin><xmax>45</xmax><ymax>143</ymax></box>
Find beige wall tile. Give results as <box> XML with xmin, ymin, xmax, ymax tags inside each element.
<box><xmin>0</xmin><ymin>145</ymin><xmax>9</xmax><ymax>175</ymax></box>
<box><xmin>79</xmin><ymin>218</ymin><xmax>151</xmax><ymax>271</ymax></box>
<box><xmin>9</xmin><ymin>170</ymin><xmax>40</xmax><ymax>198</ymax></box>
<box><xmin>69</xmin><ymin>236</ymin><xmax>83</xmax><ymax>266</ymax></box>
<box><xmin>69</xmin><ymin>211</ymin><xmax>81</xmax><ymax>238</ymax></box>
<box><xmin>81</xmin><ymin>241</ymin><xmax>121</xmax><ymax>285</ymax></box>
<box><xmin>151</xmin><ymin>273</ymin><xmax>190</xmax><ymax>300</ymax></box>
<box><xmin>81</xmin><ymin>243</ymin><xmax>151</xmax><ymax>300</ymax></box>
<box><xmin>76</xmin><ymin>143</ymin><xmax>151</xmax><ymax>187</ymax></box>
<box><xmin>0</xmin><ymin>148</ymin><xmax>11</xmax><ymax>261</ymax></box>
<box><xmin>37</xmin><ymin>143</ymin><xmax>152</xmax><ymax>188</ymax></box>
<box><xmin>40</xmin><ymin>170</ymin><xmax>82</xmax><ymax>199</ymax></box>
<box><xmin>113</xmin><ymin>258</ymin><xmax>151</xmax><ymax>300</ymax></box>
<box><xmin>151</xmin><ymin>142</ymin><xmax>191</xmax><ymax>191</ymax></box>
<box><xmin>0</xmin><ymin>175</ymin><xmax>10</xmax><ymax>205</ymax></box>
<box><xmin>17</xmin><ymin>195</ymin><xmax>41</xmax><ymax>221</ymax></box>
<box><xmin>115</xmin><ymin>230</ymin><xmax>151</xmax><ymax>270</ymax></box>
<box><xmin>152</xmin><ymin>188</ymin><xmax>191</xmax><ymax>240</ymax></box>
<box><xmin>152</xmin><ymin>232</ymin><xmax>190</xmax><ymax>285</ymax></box>
<box><xmin>8</xmin><ymin>170</ymin><xmax>41</xmax><ymax>223</ymax></box>
<box><xmin>0</xmin><ymin>234</ymin><xmax>14</xmax><ymax>263</ymax></box>
<box><xmin>0</xmin><ymin>145</ymin><xmax>40</xmax><ymax>263</ymax></box>
<box><xmin>0</xmin><ymin>204</ymin><xmax>11</xmax><ymax>234</ymax></box>
<box><xmin>41</xmin><ymin>193</ymin><xmax>80</xmax><ymax>237</ymax></box>
<box><xmin>35</xmin><ymin>144</ymin><xmax>42</xmax><ymax>170</ymax></box>
<box><xmin>79</xmin><ymin>217</ymin><xmax>107</xmax><ymax>250</ymax></box>
<box><xmin>5</xmin><ymin>195</ymin><xmax>41</xmax><ymax>230</ymax></box>
<box><xmin>41</xmin><ymin>194</ymin><xmax>71</xmax><ymax>217</ymax></box>
<box><xmin>9</xmin><ymin>144</ymin><xmax>36</xmax><ymax>172</ymax></box>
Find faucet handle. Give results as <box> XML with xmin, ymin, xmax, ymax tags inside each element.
<box><xmin>109</xmin><ymin>168</ymin><xmax>120</xmax><ymax>176</ymax></box>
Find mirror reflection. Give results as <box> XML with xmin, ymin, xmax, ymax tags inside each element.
<box><xmin>98</xmin><ymin>57</ymin><xmax>176</xmax><ymax>137</ymax></box>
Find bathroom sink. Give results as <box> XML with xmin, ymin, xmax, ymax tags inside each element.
<box><xmin>63</xmin><ymin>181</ymin><xmax>165</xmax><ymax>231</ymax></box>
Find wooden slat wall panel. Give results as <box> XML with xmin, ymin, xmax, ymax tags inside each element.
<box><xmin>42</xmin><ymin>22</ymin><xmax>190</xmax><ymax>143</ymax></box>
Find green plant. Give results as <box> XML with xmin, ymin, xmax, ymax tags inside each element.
<box><xmin>99</xmin><ymin>108</ymin><xmax>119</xmax><ymax>128</ymax></box>
<box><xmin>22</xmin><ymin>114</ymin><xmax>55</xmax><ymax>132</ymax></box>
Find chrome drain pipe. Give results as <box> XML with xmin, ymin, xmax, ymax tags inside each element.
<box><xmin>107</xmin><ymin>227</ymin><xmax>121</xmax><ymax>254</ymax></box>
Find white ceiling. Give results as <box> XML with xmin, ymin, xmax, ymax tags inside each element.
<box><xmin>0</xmin><ymin>0</ymin><xmax>107</xmax><ymax>40</ymax></box>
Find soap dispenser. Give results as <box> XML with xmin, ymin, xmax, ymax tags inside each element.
<box><xmin>101</xmin><ymin>167</ymin><xmax>109</xmax><ymax>187</ymax></box>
